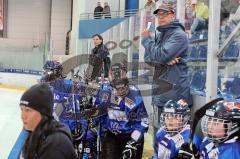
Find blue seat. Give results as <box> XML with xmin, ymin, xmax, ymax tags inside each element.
<box><xmin>224</xmin><ymin>25</ymin><xmax>232</xmax><ymax>38</ymax></box>
<box><xmin>198</xmin><ymin>45</ymin><xmax>208</xmax><ymax>61</ymax></box>
<box><xmin>189</xmin><ymin>32</ymin><xmax>200</xmax><ymax>43</ymax></box>
<box><xmin>191</xmin><ymin>70</ymin><xmax>206</xmax><ymax>94</ymax></box>
<box><xmin>188</xmin><ymin>46</ymin><xmax>199</xmax><ymax>61</ymax></box>
<box><xmin>222</xmin><ymin>42</ymin><xmax>239</xmax><ymax>61</ymax></box>
<box><xmin>230</xmin><ymin>77</ymin><xmax>240</xmax><ymax>96</ymax></box>
<box><xmin>200</xmin><ymin>29</ymin><xmax>208</xmax><ymax>40</ymax></box>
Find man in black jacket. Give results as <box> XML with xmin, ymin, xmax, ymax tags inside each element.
<box><xmin>94</xmin><ymin>2</ymin><xmax>103</xmax><ymax>19</ymax></box>
<box><xmin>20</xmin><ymin>83</ymin><xmax>77</xmax><ymax>159</ymax></box>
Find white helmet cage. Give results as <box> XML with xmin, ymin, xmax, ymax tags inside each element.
<box><xmin>160</xmin><ymin>99</ymin><xmax>190</xmax><ymax>136</ymax></box>
<box><xmin>201</xmin><ymin>112</ymin><xmax>239</xmax><ymax>143</ymax></box>
<box><xmin>201</xmin><ymin>100</ymin><xmax>240</xmax><ymax>143</ymax></box>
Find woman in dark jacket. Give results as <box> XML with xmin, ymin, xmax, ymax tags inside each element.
<box><xmin>90</xmin><ymin>34</ymin><xmax>111</xmax><ymax>79</ymax></box>
<box><xmin>20</xmin><ymin>83</ymin><xmax>77</xmax><ymax>159</ymax></box>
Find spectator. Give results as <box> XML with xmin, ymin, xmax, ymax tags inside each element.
<box><xmin>144</xmin><ymin>0</ymin><xmax>156</xmax><ymax>12</ymax></box>
<box><xmin>141</xmin><ymin>3</ymin><xmax>192</xmax><ymax>130</ymax></box>
<box><xmin>20</xmin><ymin>83</ymin><xmax>77</xmax><ymax>159</ymax></box>
<box><xmin>190</xmin><ymin>0</ymin><xmax>209</xmax><ymax>33</ymax></box>
<box><xmin>94</xmin><ymin>2</ymin><xmax>103</xmax><ymax>19</ymax></box>
<box><xmin>90</xmin><ymin>34</ymin><xmax>110</xmax><ymax>80</ymax></box>
<box><xmin>103</xmin><ymin>2</ymin><xmax>111</xmax><ymax>18</ymax></box>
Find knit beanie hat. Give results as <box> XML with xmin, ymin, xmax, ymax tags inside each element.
<box><xmin>20</xmin><ymin>83</ymin><xmax>53</xmax><ymax>117</ymax></box>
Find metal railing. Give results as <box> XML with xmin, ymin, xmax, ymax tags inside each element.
<box><xmin>79</xmin><ymin>9</ymin><xmax>141</xmax><ymax>20</ymax></box>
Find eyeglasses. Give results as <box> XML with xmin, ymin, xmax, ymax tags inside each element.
<box><xmin>155</xmin><ymin>12</ymin><xmax>171</xmax><ymax>18</ymax></box>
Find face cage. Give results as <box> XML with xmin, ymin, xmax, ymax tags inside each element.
<box><xmin>201</xmin><ymin>115</ymin><xmax>239</xmax><ymax>143</ymax></box>
<box><xmin>160</xmin><ymin>113</ymin><xmax>189</xmax><ymax>136</ymax></box>
<box><xmin>114</xmin><ymin>84</ymin><xmax>129</xmax><ymax>98</ymax></box>
<box><xmin>44</xmin><ymin>68</ymin><xmax>62</xmax><ymax>81</ymax></box>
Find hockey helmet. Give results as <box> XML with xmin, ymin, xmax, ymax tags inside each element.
<box><xmin>43</xmin><ymin>60</ymin><xmax>64</xmax><ymax>81</ymax></box>
<box><xmin>201</xmin><ymin>100</ymin><xmax>240</xmax><ymax>143</ymax></box>
<box><xmin>160</xmin><ymin>99</ymin><xmax>190</xmax><ymax>136</ymax></box>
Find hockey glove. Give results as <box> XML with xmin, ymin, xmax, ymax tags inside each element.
<box><xmin>122</xmin><ymin>140</ymin><xmax>139</xmax><ymax>159</ymax></box>
<box><xmin>177</xmin><ymin>142</ymin><xmax>200</xmax><ymax>159</ymax></box>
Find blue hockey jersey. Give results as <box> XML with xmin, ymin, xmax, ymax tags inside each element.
<box><xmin>200</xmin><ymin>137</ymin><xmax>240</xmax><ymax>159</ymax></box>
<box><xmin>95</xmin><ymin>84</ymin><xmax>149</xmax><ymax>140</ymax></box>
<box><xmin>153</xmin><ymin>125</ymin><xmax>202</xmax><ymax>159</ymax></box>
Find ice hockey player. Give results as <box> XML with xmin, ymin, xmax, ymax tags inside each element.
<box><xmin>199</xmin><ymin>100</ymin><xmax>240</xmax><ymax>158</ymax></box>
<box><xmin>42</xmin><ymin>60</ymin><xmax>96</xmax><ymax>158</ymax></box>
<box><xmin>153</xmin><ymin>99</ymin><xmax>202</xmax><ymax>159</ymax></box>
<box><xmin>94</xmin><ymin>62</ymin><xmax>149</xmax><ymax>159</ymax></box>
<box><xmin>41</xmin><ymin>60</ymin><xmax>72</xmax><ymax>93</ymax></box>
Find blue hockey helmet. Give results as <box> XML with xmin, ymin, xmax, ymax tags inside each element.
<box><xmin>44</xmin><ymin>60</ymin><xmax>62</xmax><ymax>70</ymax></box>
<box><xmin>201</xmin><ymin>100</ymin><xmax>240</xmax><ymax>143</ymax></box>
<box><xmin>43</xmin><ymin>60</ymin><xmax>64</xmax><ymax>81</ymax></box>
<box><xmin>160</xmin><ymin>99</ymin><xmax>190</xmax><ymax>136</ymax></box>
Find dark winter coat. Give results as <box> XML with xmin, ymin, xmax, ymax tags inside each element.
<box><xmin>26</xmin><ymin>122</ymin><xmax>77</xmax><ymax>159</ymax></box>
<box><xmin>91</xmin><ymin>44</ymin><xmax>110</xmax><ymax>78</ymax></box>
<box><xmin>94</xmin><ymin>6</ymin><xmax>103</xmax><ymax>19</ymax></box>
<box><xmin>103</xmin><ymin>6</ymin><xmax>111</xmax><ymax>18</ymax></box>
<box><xmin>141</xmin><ymin>20</ymin><xmax>192</xmax><ymax>107</ymax></box>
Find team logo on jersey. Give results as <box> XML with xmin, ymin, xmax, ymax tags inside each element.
<box><xmin>172</xmin><ymin>134</ymin><xmax>184</xmax><ymax>148</ymax></box>
<box><xmin>208</xmin><ymin>148</ymin><xmax>219</xmax><ymax>159</ymax></box>
<box><xmin>125</xmin><ymin>97</ymin><xmax>136</xmax><ymax>109</ymax></box>
<box><xmin>108</xmin><ymin>108</ymin><xmax>127</xmax><ymax>121</ymax></box>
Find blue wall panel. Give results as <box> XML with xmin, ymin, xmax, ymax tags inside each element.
<box><xmin>125</xmin><ymin>0</ymin><xmax>139</xmax><ymax>10</ymax></box>
<box><xmin>79</xmin><ymin>18</ymin><xmax>126</xmax><ymax>39</ymax></box>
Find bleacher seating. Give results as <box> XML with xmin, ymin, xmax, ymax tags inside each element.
<box><xmin>198</xmin><ymin>45</ymin><xmax>208</xmax><ymax>61</ymax></box>
<box><xmin>190</xmin><ymin>70</ymin><xmax>206</xmax><ymax>95</ymax></box>
<box><xmin>189</xmin><ymin>29</ymin><xmax>208</xmax><ymax>43</ymax></box>
<box><xmin>201</xmin><ymin>30</ymin><xmax>208</xmax><ymax>40</ymax></box>
<box><xmin>188</xmin><ymin>46</ymin><xmax>199</xmax><ymax>61</ymax></box>
<box><xmin>231</xmin><ymin>77</ymin><xmax>240</xmax><ymax>96</ymax></box>
<box><xmin>220</xmin><ymin>42</ymin><xmax>239</xmax><ymax>61</ymax></box>
<box><xmin>189</xmin><ymin>32</ymin><xmax>200</xmax><ymax>43</ymax></box>
<box><xmin>218</xmin><ymin>74</ymin><xmax>240</xmax><ymax>99</ymax></box>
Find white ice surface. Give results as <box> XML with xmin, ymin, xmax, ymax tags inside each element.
<box><xmin>0</xmin><ymin>88</ymin><xmax>23</xmax><ymax>159</ymax></box>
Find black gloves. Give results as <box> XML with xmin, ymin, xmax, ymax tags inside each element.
<box><xmin>177</xmin><ymin>142</ymin><xmax>200</xmax><ymax>159</ymax></box>
<box><xmin>122</xmin><ymin>140</ymin><xmax>139</xmax><ymax>159</ymax></box>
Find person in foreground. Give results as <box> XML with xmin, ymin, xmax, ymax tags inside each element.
<box><xmin>153</xmin><ymin>99</ymin><xmax>202</xmax><ymax>159</ymax></box>
<box><xmin>199</xmin><ymin>100</ymin><xmax>240</xmax><ymax>159</ymax></box>
<box><xmin>20</xmin><ymin>83</ymin><xmax>77</xmax><ymax>159</ymax></box>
